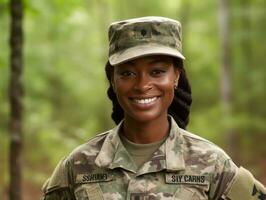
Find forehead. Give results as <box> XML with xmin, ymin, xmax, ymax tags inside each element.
<box><xmin>117</xmin><ymin>55</ymin><xmax>174</xmax><ymax>67</ymax></box>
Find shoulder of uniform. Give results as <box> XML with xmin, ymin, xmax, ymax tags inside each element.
<box><xmin>179</xmin><ymin>129</ymin><xmax>240</xmax><ymax>199</ymax></box>
<box><xmin>225</xmin><ymin>167</ymin><xmax>266</xmax><ymax>200</ymax></box>
<box><xmin>179</xmin><ymin>128</ymin><xmax>231</xmax><ymax>160</ymax></box>
<box><xmin>42</xmin><ymin>157</ymin><xmax>70</xmax><ymax>195</ymax></box>
<box><xmin>42</xmin><ymin>131</ymin><xmax>110</xmax><ymax>195</ymax></box>
<box><xmin>180</xmin><ymin>128</ymin><xmax>213</xmax><ymax>143</ymax></box>
<box><xmin>69</xmin><ymin>130</ymin><xmax>110</xmax><ymax>157</ymax></box>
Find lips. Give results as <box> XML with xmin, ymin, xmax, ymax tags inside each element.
<box><xmin>130</xmin><ymin>96</ymin><xmax>159</xmax><ymax>105</ymax></box>
<box><xmin>133</xmin><ymin>97</ymin><xmax>157</xmax><ymax>104</ymax></box>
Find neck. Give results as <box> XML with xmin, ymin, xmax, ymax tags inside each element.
<box><xmin>122</xmin><ymin>115</ymin><xmax>169</xmax><ymax>144</ymax></box>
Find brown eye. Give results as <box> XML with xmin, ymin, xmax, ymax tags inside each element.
<box><xmin>121</xmin><ymin>71</ymin><xmax>135</xmax><ymax>77</ymax></box>
<box><xmin>151</xmin><ymin>69</ymin><xmax>166</xmax><ymax>76</ymax></box>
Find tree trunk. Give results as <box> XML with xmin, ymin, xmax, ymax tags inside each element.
<box><xmin>219</xmin><ymin>0</ymin><xmax>231</xmax><ymax>106</ymax></box>
<box><xmin>240</xmin><ymin>0</ymin><xmax>253</xmax><ymax>67</ymax></box>
<box><xmin>218</xmin><ymin>0</ymin><xmax>239</xmax><ymax>163</ymax></box>
<box><xmin>9</xmin><ymin>0</ymin><xmax>24</xmax><ymax>199</ymax></box>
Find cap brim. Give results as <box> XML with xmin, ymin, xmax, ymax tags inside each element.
<box><xmin>109</xmin><ymin>43</ymin><xmax>185</xmax><ymax>66</ymax></box>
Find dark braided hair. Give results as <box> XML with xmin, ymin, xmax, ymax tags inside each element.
<box><xmin>105</xmin><ymin>58</ymin><xmax>192</xmax><ymax>129</ymax></box>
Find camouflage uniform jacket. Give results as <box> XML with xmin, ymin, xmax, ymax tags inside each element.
<box><xmin>42</xmin><ymin>116</ymin><xmax>238</xmax><ymax>200</ymax></box>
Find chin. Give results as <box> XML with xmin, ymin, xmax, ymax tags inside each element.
<box><xmin>126</xmin><ymin>111</ymin><xmax>166</xmax><ymax>123</ymax></box>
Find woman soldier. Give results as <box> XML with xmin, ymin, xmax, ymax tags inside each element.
<box><xmin>41</xmin><ymin>17</ymin><xmax>265</xmax><ymax>200</ymax></box>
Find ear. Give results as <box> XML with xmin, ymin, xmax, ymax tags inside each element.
<box><xmin>174</xmin><ymin>69</ymin><xmax>180</xmax><ymax>87</ymax></box>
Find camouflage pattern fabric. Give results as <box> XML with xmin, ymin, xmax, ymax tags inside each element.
<box><xmin>42</xmin><ymin>116</ymin><xmax>265</xmax><ymax>200</ymax></box>
<box><xmin>108</xmin><ymin>17</ymin><xmax>185</xmax><ymax>65</ymax></box>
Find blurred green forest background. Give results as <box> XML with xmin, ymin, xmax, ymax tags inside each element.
<box><xmin>0</xmin><ymin>0</ymin><xmax>265</xmax><ymax>199</ymax></box>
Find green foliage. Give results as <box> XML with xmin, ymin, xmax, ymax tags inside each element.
<box><xmin>0</xmin><ymin>0</ymin><xmax>265</xmax><ymax>197</ymax></box>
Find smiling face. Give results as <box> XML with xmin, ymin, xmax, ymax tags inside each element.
<box><xmin>112</xmin><ymin>55</ymin><xmax>180</xmax><ymax>123</ymax></box>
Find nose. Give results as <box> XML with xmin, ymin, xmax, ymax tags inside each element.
<box><xmin>133</xmin><ymin>74</ymin><xmax>152</xmax><ymax>92</ymax></box>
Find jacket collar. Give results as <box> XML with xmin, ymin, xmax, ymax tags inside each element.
<box><xmin>95</xmin><ymin>116</ymin><xmax>185</xmax><ymax>175</ymax></box>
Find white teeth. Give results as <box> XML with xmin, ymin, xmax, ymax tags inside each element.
<box><xmin>133</xmin><ymin>97</ymin><xmax>157</xmax><ymax>104</ymax></box>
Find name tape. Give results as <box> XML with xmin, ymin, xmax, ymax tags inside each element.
<box><xmin>166</xmin><ymin>174</ymin><xmax>209</xmax><ymax>186</ymax></box>
<box><xmin>76</xmin><ymin>173</ymin><xmax>113</xmax><ymax>183</ymax></box>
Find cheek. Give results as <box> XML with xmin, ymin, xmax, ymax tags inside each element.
<box><xmin>156</xmin><ymin>77</ymin><xmax>176</xmax><ymax>103</ymax></box>
<box><xmin>112</xmin><ymin>79</ymin><xmax>133</xmax><ymax>102</ymax></box>
<box><xmin>157</xmin><ymin>76</ymin><xmax>175</xmax><ymax>92</ymax></box>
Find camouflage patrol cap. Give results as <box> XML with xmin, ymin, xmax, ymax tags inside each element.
<box><xmin>108</xmin><ymin>16</ymin><xmax>185</xmax><ymax>66</ymax></box>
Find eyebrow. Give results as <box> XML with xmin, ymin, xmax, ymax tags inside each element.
<box><xmin>126</xmin><ymin>57</ymin><xmax>172</xmax><ymax>66</ymax></box>
<box><xmin>148</xmin><ymin>57</ymin><xmax>172</xmax><ymax>65</ymax></box>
